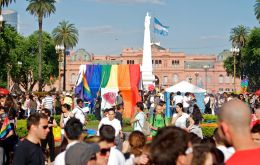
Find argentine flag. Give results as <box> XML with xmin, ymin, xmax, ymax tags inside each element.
<box><xmin>154</xmin><ymin>17</ymin><xmax>169</xmax><ymax>36</ymax></box>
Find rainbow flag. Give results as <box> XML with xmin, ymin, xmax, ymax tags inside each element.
<box><xmin>0</xmin><ymin>117</ymin><xmax>12</xmax><ymax>140</ymax></box>
<box><xmin>83</xmin><ymin>71</ymin><xmax>91</xmax><ymax>101</ymax></box>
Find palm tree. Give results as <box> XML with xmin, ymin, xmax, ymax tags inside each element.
<box><xmin>0</xmin><ymin>0</ymin><xmax>16</xmax><ymax>30</ymax></box>
<box><xmin>52</xmin><ymin>20</ymin><xmax>78</xmax><ymax>91</ymax></box>
<box><xmin>26</xmin><ymin>0</ymin><xmax>56</xmax><ymax>91</ymax></box>
<box><xmin>229</xmin><ymin>25</ymin><xmax>249</xmax><ymax>48</ymax></box>
<box><xmin>255</xmin><ymin>0</ymin><xmax>260</xmax><ymax>23</ymax></box>
<box><xmin>229</xmin><ymin>25</ymin><xmax>249</xmax><ymax>82</ymax></box>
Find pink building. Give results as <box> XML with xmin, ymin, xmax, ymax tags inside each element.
<box><xmin>60</xmin><ymin>45</ymin><xmax>240</xmax><ymax>93</ymax></box>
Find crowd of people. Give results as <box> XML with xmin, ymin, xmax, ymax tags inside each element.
<box><xmin>0</xmin><ymin>89</ymin><xmax>260</xmax><ymax>164</ymax></box>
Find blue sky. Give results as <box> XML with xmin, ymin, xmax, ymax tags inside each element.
<box><xmin>7</xmin><ymin>0</ymin><xmax>259</xmax><ymax>55</ymax></box>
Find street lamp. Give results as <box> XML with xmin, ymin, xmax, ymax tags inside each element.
<box><xmin>188</xmin><ymin>76</ymin><xmax>192</xmax><ymax>83</ymax></box>
<box><xmin>0</xmin><ymin>14</ymin><xmax>3</xmax><ymax>31</ymax></box>
<box><xmin>195</xmin><ymin>72</ymin><xmax>199</xmax><ymax>86</ymax></box>
<box><xmin>203</xmin><ymin>65</ymin><xmax>210</xmax><ymax>92</ymax></box>
<box><xmin>230</xmin><ymin>47</ymin><xmax>240</xmax><ymax>92</ymax></box>
<box><xmin>55</xmin><ymin>45</ymin><xmax>65</xmax><ymax>92</ymax></box>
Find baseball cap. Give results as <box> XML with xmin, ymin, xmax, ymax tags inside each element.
<box><xmin>65</xmin><ymin>142</ymin><xmax>100</xmax><ymax>165</ymax></box>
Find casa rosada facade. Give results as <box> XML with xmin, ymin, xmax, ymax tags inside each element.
<box><xmin>59</xmin><ymin>44</ymin><xmax>240</xmax><ymax>93</ymax></box>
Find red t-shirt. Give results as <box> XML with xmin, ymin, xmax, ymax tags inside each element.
<box><xmin>226</xmin><ymin>147</ymin><xmax>260</xmax><ymax>165</ymax></box>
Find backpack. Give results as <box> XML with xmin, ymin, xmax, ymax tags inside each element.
<box><xmin>136</xmin><ymin>114</ymin><xmax>151</xmax><ymax>136</ymax></box>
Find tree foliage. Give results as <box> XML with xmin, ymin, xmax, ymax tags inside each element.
<box><xmin>224</xmin><ymin>27</ymin><xmax>260</xmax><ymax>91</ymax></box>
<box><xmin>224</xmin><ymin>25</ymin><xmax>250</xmax><ymax>80</ymax></box>
<box><xmin>255</xmin><ymin>0</ymin><xmax>260</xmax><ymax>23</ymax></box>
<box><xmin>0</xmin><ymin>25</ymin><xmax>58</xmax><ymax>91</ymax></box>
<box><xmin>230</xmin><ymin>25</ymin><xmax>249</xmax><ymax>48</ymax></box>
<box><xmin>0</xmin><ymin>24</ymin><xmax>19</xmax><ymax>87</ymax></box>
<box><xmin>242</xmin><ymin>27</ymin><xmax>260</xmax><ymax>91</ymax></box>
<box><xmin>52</xmin><ymin>20</ymin><xmax>78</xmax><ymax>49</ymax></box>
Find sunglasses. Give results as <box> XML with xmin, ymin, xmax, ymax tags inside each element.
<box><xmin>100</xmin><ymin>148</ymin><xmax>110</xmax><ymax>156</ymax></box>
<box><xmin>42</xmin><ymin>125</ymin><xmax>49</xmax><ymax>129</ymax></box>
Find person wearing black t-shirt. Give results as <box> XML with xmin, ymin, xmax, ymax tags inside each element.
<box><xmin>13</xmin><ymin>113</ymin><xmax>50</xmax><ymax>165</ymax></box>
<box><xmin>41</xmin><ymin>108</ymin><xmax>57</xmax><ymax>162</ymax></box>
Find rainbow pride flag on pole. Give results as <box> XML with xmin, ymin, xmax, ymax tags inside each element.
<box><xmin>0</xmin><ymin>117</ymin><xmax>12</xmax><ymax>140</ymax></box>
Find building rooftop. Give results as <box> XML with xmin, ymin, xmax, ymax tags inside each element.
<box><xmin>2</xmin><ymin>9</ymin><xmax>17</xmax><ymax>15</ymax></box>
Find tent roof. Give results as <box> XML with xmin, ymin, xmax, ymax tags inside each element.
<box><xmin>165</xmin><ymin>81</ymin><xmax>206</xmax><ymax>93</ymax></box>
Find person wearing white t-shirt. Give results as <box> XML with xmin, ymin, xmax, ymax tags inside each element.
<box><xmin>131</xmin><ymin>102</ymin><xmax>145</xmax><ymax>132</ymax></box>
<box><xmin>72</xmin><ymin>99</ymin><xmax>86</xmax><ymax>125</ymax></box>
<box><xmin>171</xmin><ymin>103</ymin><xmax>194</xmax><ymax>132</ymax></box>
<box><xmin>98</xmin><ymin>109</ymin><xmax>122</xmax><ymax>137</ymax></box>
<box><xmin>173</xmin><ymin>91</ymin><xmax>183</xmax><ymax>105</ymax></box>
<box><xmin>54</xmin><ymin>118</ymin><xmax>83</xmax><ymax>165</ymax></box>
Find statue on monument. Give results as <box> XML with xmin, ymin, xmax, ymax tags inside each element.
<box><xmin>145</xmin><ymin>13</ymin><xmax>151</xmax><ymax>29</ymax></box>
<box><xmin>142</xmin><ymin>12</ymin><xmax>155</xmax><ymax>90</ymax></box>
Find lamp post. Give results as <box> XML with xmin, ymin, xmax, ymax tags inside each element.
<box><xmin>203</xmin><ymin>65</ymin><xmax>210</xmax><ymax>92</ymax></box>
<box><xmin>55</xmin><ymin>45</ymin><xmax>65</xmax><ymax>92</ymax></box>
<box><xmin>195</xmin><ymin>72</ymin><xmax>199</xmax><ymax>86</ymax></box>
<box><xmin>188</xmin><ymin>76</ymin><xmax>192</xmax><ymax>83</ymax></box>
<box><xmin>0</xmin><ymin>14</ymin><xmax>3</xmax><ymax>32</ymax></box>
<box><xmin>230</xmin><ymin>47</ymin><xmax>240</xmax><ymax>92</ymax></box>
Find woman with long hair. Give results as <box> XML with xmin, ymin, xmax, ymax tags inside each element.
<box><xmin>190</xmin><ymin>104</ymin><xmax>203</xmax><ymax>139</ymax></box>
<box><xmin>171</xmin><ymin>103</ymin><xmax>194</xmax><ymax>132</ymax></box>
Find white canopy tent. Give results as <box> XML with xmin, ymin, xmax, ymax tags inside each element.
<box><xmin>165</xmin><ymin>81</ymin><xmax>206</xmax><ymax>93</ymax></box>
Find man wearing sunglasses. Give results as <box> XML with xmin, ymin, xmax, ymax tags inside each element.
<box><xmin>54</xmin><ymin>117</ymin><xmax>83</xmax><ymax>165</ymax></box>
<box><xmin>13</xmin><ymin>113</ymin><xmax>49</xmax><ymax>165</ymax></box>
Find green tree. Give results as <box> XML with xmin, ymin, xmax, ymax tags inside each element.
<box><xmin>0</xmin><ymin>24</ymin><xmax>19</xmax><ymax>87</ymax></box>
<box><xmin>230</xmin><ymin>25</ymin><xmax>249</xmax><ymax>48</ymax></box>
<box><xmin>225</xmin><ymin>25</ymin><xmax>250</xmax><ymax>79</ymax></box>
<box><xmin>10</xmin><ymin>31</ymin><xmax>58</xmax><ymax>91</ymax></box>
<box><xmin>255</xmin><ymin>0</ymin><xmax>260</xmax><ymax>23</ymax></box>
<box><xmin>52</xmin><ymin>20</ymin><xmax>78</xmax><ymax>91</ymax></box>
<box><xmin>242</xmin><ymin>28</ymin><xmax>260</xmax><ymax>91</ymax></box>
<box><xmin>26</xmin><ymin>0</ymin><xmax>56</xmax><ymax>91</ymax></box>
<box><xmin>225</xmin><ymin>27</ymin><xmax>260</xmax><ymax>91</ymax></box>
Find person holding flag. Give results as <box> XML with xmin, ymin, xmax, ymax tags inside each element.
<box><xmin>0</xmin><ymin>105</ymin><xmax>16</xmax><ymax>164</ymax></box>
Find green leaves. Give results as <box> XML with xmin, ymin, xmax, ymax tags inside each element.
<box><xmin>255</xmin><ymin>0</ymin><xmax>260</xmax><ymax>23</ymax></box>
<box><xmin>224</xmin><ymin>27</ymin><xmax>260</xmax><ymax>91</ymax></box>
<box><xmin>0</xmin><ymin>25</ymin><xmax>59</xmax><ymax>91</ymax></box>
<box><xmin>52</xmin><ymin>20</ymin><xmax>79</xmax><ymax>49</ymax></box>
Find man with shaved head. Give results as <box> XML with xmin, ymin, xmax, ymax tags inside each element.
<box><xmin>218</xmin><ymin>100</ymin><xmax>260</xmax><ymax>165</ymax></box>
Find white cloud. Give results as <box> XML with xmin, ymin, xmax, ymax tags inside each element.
<box><xmin>80</xmin><ymin>25</ymin><xmax>116</xmax><ymax>35</ymax></box>
<box><xmin>79</xmin><ymin>25</ymin><xmax>142</xmax><ymax>36</ymax></box>
<box><xmin>91</xmin><ymin>0</ymin><xmax>165</xmax><ymax>5</ymax></box>
<box><xmin>200</xmin><ymin>35</ymin><xmax>226</xmax><ymax>40</ymax></box>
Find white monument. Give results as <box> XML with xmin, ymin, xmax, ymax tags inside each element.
<box><xmin>141</xmin><ymin>12</ymin><xmax>155</xmax><ymax>90</ymax></box>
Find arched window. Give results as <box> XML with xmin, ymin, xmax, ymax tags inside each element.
<box><xmin>173</xmin><ymin>74</ymin><xmax>178</xmax><ymax>83</ymax></box>
<box><xmin>163</xmin><ymin>76</ymin><xmax>168</xmax><ymax>85</ymax></box>
<box><xmin>71</xmin><ymin>73</ymin><xmax>77</xmax><ymax>84</ymax></box>
<box><xmin>225</xmin><ymin>76</ymin><xmax>230</xmax><ymax>83</ymax></box>
<box><xmin>218</xmin><ymin>75</ymin><xmax>224</xmax><ymax>84</ymax></box>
